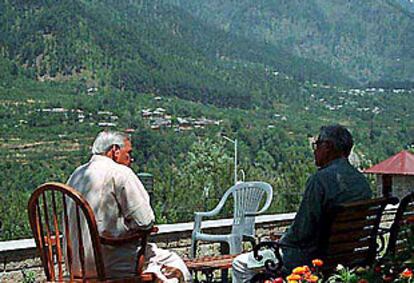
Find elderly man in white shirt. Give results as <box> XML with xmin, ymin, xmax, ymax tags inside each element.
<box><xmin>66</xmin><ymin>131</ymin><xmax>191</xmax><ymax>282</ymax></box>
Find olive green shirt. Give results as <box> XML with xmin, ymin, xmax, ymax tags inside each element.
<box><xmin>280</xmin><ymin>158</ymin><xmax>372</xmax><ymax>271</ymax></box>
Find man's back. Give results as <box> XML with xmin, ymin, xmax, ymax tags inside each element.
<box><xmin>66</xmin><ymin>155</ymin><xmax>154</xmax><ymax>277</ymax></box>
<box><xmin>280</xmin><ymin>158</ymin><xmax>372</xmax><ymax>270</ymax></box>
<box><xmin>315</xmin><ymin>158</ymin><xmax>372</xmax><ymax>210</ymax></box>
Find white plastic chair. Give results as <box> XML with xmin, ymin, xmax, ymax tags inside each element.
<box><xmin>190</xmin><ymin>181</ymin><xmax>273</xmax><ymax>258</ymax></box>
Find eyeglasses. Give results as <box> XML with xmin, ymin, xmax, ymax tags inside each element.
<box><xmin>311</xmin><ymin>140</ymin><xmax>327</xmax><ymax>150</ymax></box>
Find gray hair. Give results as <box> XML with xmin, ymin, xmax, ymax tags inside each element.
<box><xmin>318</xmin><ymin>124</ymin><xmax>353</xmax><ymax>156</ymax></box>
<box><xmin>91</xmin><ymin>131</ymin><xmax>128</xmax><ymax>155</ymax></box>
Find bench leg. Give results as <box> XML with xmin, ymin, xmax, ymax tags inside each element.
<box><xmin>191</xmin><ymin>270</ymin><xmax>199</xmax><ymax>283</ymax></box>
<box><xmin>205</xmin><ymin>271</ymin><xmax>214</xmax><ymax>283</ymax></box>
<box><xmin>220</xmin><ymin>243</ymin><xmax>229</xmax><ymax>283</ymax></box>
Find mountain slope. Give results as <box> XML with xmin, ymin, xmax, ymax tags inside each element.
<box><xmin>0</xmin><ymin>0</ymin><xmax>355</xmax><ymax>109</ymax></box>
<box><xmin>168</xmin><ymin>0</ymin><xmax>414</xmax><ymax>84</ymax></box>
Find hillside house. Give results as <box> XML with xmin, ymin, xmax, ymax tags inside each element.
<box><xmin>364</xmin><ymin>150</ymin><xmax>414</xmax><ymax>199</ymax></box>
<box><xmin>141</xmin><ymin>109</ymin><xmax>153</xmax><ymax>119</ymax></box>
<box><xmin>98</xmin><ymin>122</ymin><xmax>116</xmax><ymax>127</ymax></box>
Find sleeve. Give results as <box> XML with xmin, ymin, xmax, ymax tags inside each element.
<box><xmin>117</xmin><ymin>169</ymin><xmax>155</xmax><ymax>231</ymax></box>
<box><xmin>280</xmin><ymin>174</ymin><xmax>325</xmax><ymax>247</ymax></box>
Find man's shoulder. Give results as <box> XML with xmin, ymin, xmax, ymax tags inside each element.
<box><xmin>316</xmin><ymin>158</ymin><xmax>359</xmax><ymax>178</ymax></box>
<box><xmin>312</xmin><ymin>165</ymin><xmax>336</xmax><ymax>181</ymax></box>
<box><xmin>86</xmin><ymin>155</ymin><xmax>138</xmax><ymax>183</ymax></box>
<box><xmin>106</xmin><ymin>160</ymin><xmax>137</xmax><ymax>180</ymax></box>
<box><xmin>310</xmin><ymin>159</ymin><xmax>368</xmax><ymax>189</ymax></box>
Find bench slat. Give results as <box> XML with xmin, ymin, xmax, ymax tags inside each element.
<box><xmin>330</xmin><ymin>218</ymin><xmax>377</xmax><ymax>233</ymax></box>
<box><xmin>184</xmin><ymin>254</ymin><xmax>238</xmax><ymax>271</ymax></box>
<box><xmin>328</xmin><ymin>229</ymin><xmax>372</xmax><ymax>244</ymax></box>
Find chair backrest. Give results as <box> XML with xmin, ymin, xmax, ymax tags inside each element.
<box><xmin>320</xmin><ymin>197</ymin><xmax>398</xmax><ymax>270</ymax></box>
<box><xmin>28</xmin><ymin>182</ymin><xmax>106</xmax><ymax>281</ymax></box>
<box><xmin>223</xmin><ymin>182</ymin><xmax>273</xmax><ymax>238</ymax></box>
<box><xmin>386</xmin><ymin>192</ymin><xmax>414</xmax><ymax>259</ymax></box>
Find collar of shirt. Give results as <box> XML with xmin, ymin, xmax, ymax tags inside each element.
<box><xmin>90</xmin><ymin>154</ymin><xmax>115</xmax><ymax>164</ymax></box>
<box><xmin>318</xmin><ymin>157</ymin><xmax>348</xmax><ymax>171</ymax></box>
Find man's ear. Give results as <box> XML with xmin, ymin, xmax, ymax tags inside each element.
<box><xmin>112</xmin><ymin>145</ymin><xmax>122</xmax><ymax>161</ymax></box>
<box><xmin>105</xmin><ymin>145</ymin><xmax>119</xmax><ymax>160</ymax></box>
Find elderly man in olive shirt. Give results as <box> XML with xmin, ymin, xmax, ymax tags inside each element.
<box><xmin>232</xmin><ymin>124</ymin><xmax>372</xmax><ymax>282</ymax></box>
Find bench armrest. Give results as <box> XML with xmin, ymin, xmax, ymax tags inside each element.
<box><xmin>252</xmin><ymin>241</ymin><xmax>283</xmax><ymax>275</ymax></box>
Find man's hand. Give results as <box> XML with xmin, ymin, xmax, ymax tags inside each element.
<box><xmin>156</xmin><ymin>265</ymin><xmax>184</xmax><ymax>283</ymax></box>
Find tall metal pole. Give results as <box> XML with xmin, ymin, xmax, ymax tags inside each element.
<box><xmin>222</xmin><ymin>135</ymin><xmax>238</xmax><ymax>185</ymax></box>
<box><xmin>234</xmin><ymin>139</ymin><xmax>238</xmax><ymax>185</ymax></box>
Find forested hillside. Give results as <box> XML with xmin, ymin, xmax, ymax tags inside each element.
<box><xmin>1</xmin><ymin>59</ymin><xmax>413</xmax><ymax>240</ymax></box>
<box><xmin>0</xmin><ymin>0</ymin><xmax>413</xmax><ymax>241</ymax></box>
<box><xmin>0</xmin><ymin>0</ymin><xmax>353</xmax><ymax>110</ymax></box>
<box><xmin>169</xmin><ymin>0</ymin><xmax>414</xmax><ymax>84</ymax></box>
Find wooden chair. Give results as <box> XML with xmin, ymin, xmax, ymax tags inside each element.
<box><xmin>28</xmin><ymin>182</ymin><xmax>157</xmax><ymax>282</ymax></box>
<box><xmin>385</xmin><ymin>192</ymin><xmax>414</xmax><ymax>260</ymax></box>
<box><xmin>251</xmin><ymin>197</ymin><xmax>398</xmax><ymax>281</ymax></box>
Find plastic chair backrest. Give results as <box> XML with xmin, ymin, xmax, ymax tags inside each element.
<box><xmin>223</xmin><ymin>182</ymin><xmax>273</xmax><ymax>238</ymax></box>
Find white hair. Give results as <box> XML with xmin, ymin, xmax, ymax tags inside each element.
<box><xmin>91</xmin><ymin>131</ymin><xmax>128</xmax><ymax>155</ymax></box>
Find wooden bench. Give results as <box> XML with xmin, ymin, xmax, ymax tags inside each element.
<box><xmin>184</xmin><ymin>234</ymin><xmax>283</xmax><ymax>282</ymax></box>
<box><xmin>250</xmin><ymin>197</ymin><xmax>398</xmax><ymax>281</ymax></box>
<box><xmin>319</xmin><ymin>197</ymin><xmax>398</xmax><ymax>270</ymax></box>
<box><xmin>184</xmin><ymin>254</ymin><xmax>239</xmax><ymax>283</ymax></box>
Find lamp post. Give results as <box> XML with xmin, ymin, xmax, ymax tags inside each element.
<box><xmin>222</xmin><ymin>135</ymin><xmax>238</xmax><ymax>185</ymax></box>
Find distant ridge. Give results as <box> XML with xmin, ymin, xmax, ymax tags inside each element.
<box><xmin>0</xmin><ymin>0</ymin><xmax>353</xmax><ymax>109</ymax></box>
<box><xmin>168</xmin><ymin>0</ymin><xmax>414</xmax><ymax>84</ymax></box>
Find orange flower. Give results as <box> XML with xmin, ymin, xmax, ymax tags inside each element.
<box><xmin>287</xmin><ymin>274</ymin><xmax>302</xmax><ymax>281</ymax></box>
<box><xmin>306</xmin><ymin>274</ymin><xmax>319</xmax><ymax>283</ymax></box>
<box><xmin>401</xmin><ymin>268</ymin><xmax>413</xmax><ymax>279</ymax></box>
<box><xmin>292</xmin><ymin>265</ymin><xmax>310</xmax><ymax>275</ymax></box>
<box><xmin>287</xmin><ymin>281</ymin><xmax>299</xmax><ymax>283</ymax></box>
<box><xmin>312</xmin><ymin>259</ymin><xmax>324</xmax><ymax>267</ymax></box>
<box><xmin>304</xmin><ymin>271</ymin><xmax>312</xmax><ymax>278</ymax></box>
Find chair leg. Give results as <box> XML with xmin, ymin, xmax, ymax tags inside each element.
<box><xmin>229</xmin><ymin>237</ymin><xmax>243</xmax><ymax>283</ymax></box>
<box><xmin>229</xmin><ymin>237</ymin><xmax>242</xmax><ymax>254</ymax></box>
<box><xmin>203</xmin><ymin>270</ymin><xmax>214</xmax><ymax>283</ymax></box>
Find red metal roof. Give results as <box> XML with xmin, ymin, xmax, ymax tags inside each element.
<box><xmin>364</xmin><ymin>150</ymin><xmax>414</xmax><ymax>175</ymax></box>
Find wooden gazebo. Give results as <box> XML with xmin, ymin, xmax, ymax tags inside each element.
<box><xmin>364</xmin><ymin>150</ymin><xmax>414</xmax><ymax>199</ymax></box>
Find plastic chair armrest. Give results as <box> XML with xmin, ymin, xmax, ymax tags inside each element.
<box><xmin>193</xmin><ymin>200</ymin><xmax>227</xmax><ymax>232</ymax></box>
<box><xmin>194</xmin><ymin>204</ymin><xmax>224</xmax><ymax>218</ymax></box>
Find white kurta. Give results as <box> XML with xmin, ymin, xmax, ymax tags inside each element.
<box><xmin>66</xmin><ymin>155</ymin><xmax>190</xmax><ymax>282</ymax></box>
